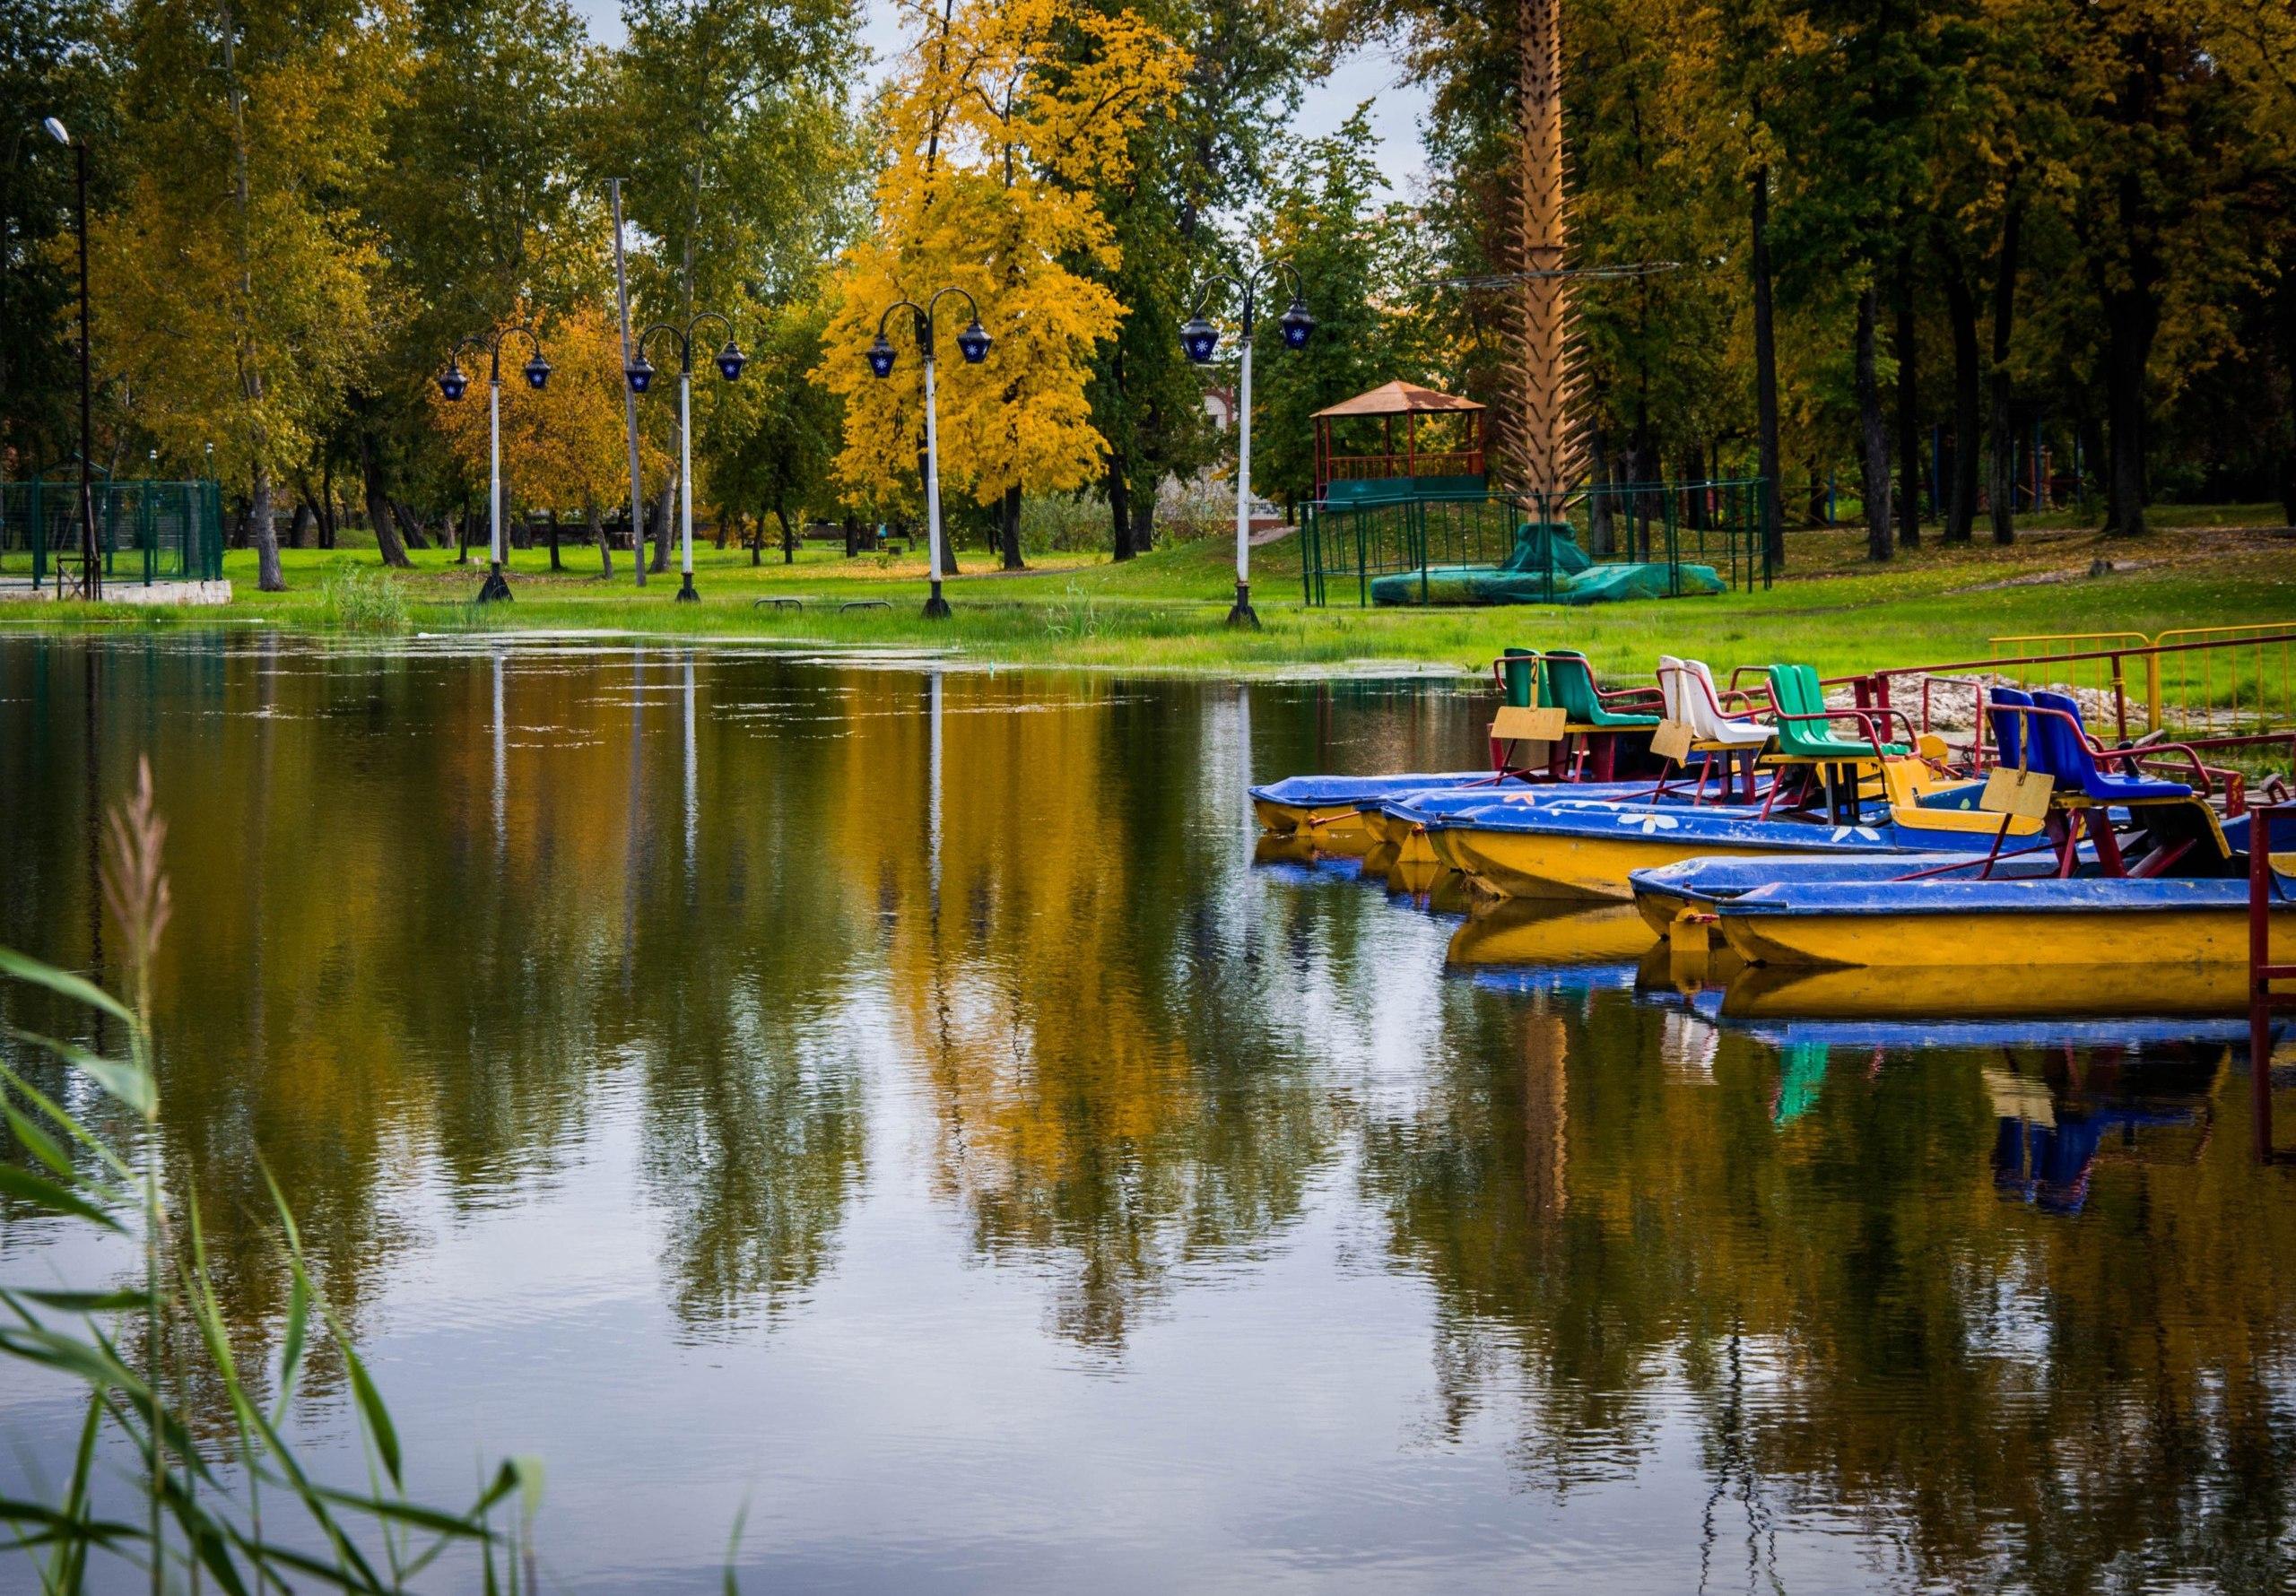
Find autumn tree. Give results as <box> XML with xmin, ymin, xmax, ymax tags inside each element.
<box><xmin>90</xmin><ymin>0</ymin><xmax>394</xmax><ymax>591</ymax></box>
<box><xmin>426</xmin><ymin>302</ymin><xmax>660</xmax><ymax>564</ymax></box>
<box><xmin>820</xmin><ymin>0</ymin><xmax>1187</xmax><ymax>570</ymax></box>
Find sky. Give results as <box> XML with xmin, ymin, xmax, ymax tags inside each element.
<box><xmin>566</xmin><ymin>0</ymin><xmax>1431</xmax><ymax>195</ymax></box>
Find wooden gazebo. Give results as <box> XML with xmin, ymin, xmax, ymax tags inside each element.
<box><xmin>1312</xmin><ymin>382</ymin><xmax>1487</xmax><ymax>503</ymax></box>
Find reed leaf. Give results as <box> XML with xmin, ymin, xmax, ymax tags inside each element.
<box><xmin>3</xmin><ymin>1099</ymin><xmax>74</xmax><ymax>1177</ymax></box>
<box><xmin>0</xmin><ymin>1167</ymin><xmax>123</xmax><ymax>1231</ymax></box>
<box><xmin>10</xmin><ymin>1289</ymin><xmax>148</xmax><ymax>1314</ymax></box>
<box><xmin>0</xmin><ymin>950</ymin><xmax>135</xmax><ymax>1027</ymax></box>
<box><xmin>0</xmin><ymin>1063</ymin><xmax>135</xmax><ymax>1180</ymax></box>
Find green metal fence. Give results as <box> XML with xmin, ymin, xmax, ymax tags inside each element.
<box><xmin>1299</xmin><ymin>478</ymin><xmax>1770</xmax><ymax>607</ymax></box>
<box><xmin>0</xmin><ymin>478</ymin><xmax>226</xmax><ymax>589</ymax></box>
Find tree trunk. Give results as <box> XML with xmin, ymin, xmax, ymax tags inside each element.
<box><xmin>1805</xmin><ymin>455</ymin><xmax>1825</xmax><ymax>529</ymax></box>
<box><xmin>1108</xmin><ymin>450</ymin><xmax>1134</xmax><ymax>560</ymax></box>
<box><xmin>998</xmin><ymin>483</ymin><xmax>1024</xmax><ymax>570</ymax></box>
<box><xmin>843</xmin><ymin>516</ymin><xmax>859</xmax><ymax>558</ymax></box>
<box><xmin>252</xmin><ymin>459</ymin><xmax>283</xmax><ymax>592</ymax></box>
<box><xmin>2101</xmin><ymin>284</ymin><xmax>2156</xmax><ymax>536</ymax></box>
<box><xmin>774</xmin><ymin>506</ymin><xmax>796</xmax><ymax>565</ymax></box>
<box><xmin>1988</xmin><ymin>194</ymin><xmax>2025</xmax><ymax>545</ymax></box>
<box><xmin>546</xmin><ymin>507</ymin><xmax>561</xmax><ymax>570</ymax></box>
<box><xmin>1893</xmin><ymin>248</ymin><xmax>1920</xmax><ymax>546</ymax></box>
<box><xmin>388</xmin><ymin>498</ymin><xmax>429</xmax><ymax>551</ymax></box>
<box><xmin>1942</xmin><ymin>263</ymin><xmax>1981</xmax><ymax>542</ymax></box>
<box><xmin>290</xmin><ymin>500</ymin><xmax>316</xmax><ymax>550</ymax></box>
<box><xmin>319</xmin><ymin>453</ymin><xmax>337</xmax><ymax>548</ymax></box>
<box><xmin>456</xmin><ymin>498</ymin><xmax>471</xmax><ymax>565</ymax></box>
<box><xmin>587</xmin><ymin>494</ymin><xmax>609</xmax><ymax>575</ymax></box>
<box><xmin>1129</xmin><ymin>486</ymin><xmax>1153</xmax><ymax>557</ymax></box>
<box><xmin>647</xmin><ymin>485</ymin><xmax>672</xmax><ymax>572</ymax></box>
<box><xmin>1855</xmin><ymin>282</ymin><xmax>1893</xmax><ymax>562</ymax></box>
<box><xmin>1751</xmin><ymin>163</ymin><xmax>1785</xmax><ymax>568</ymax></box>
<box><xmin>358</xmin><ymin>427</ymin><xmax>413</xmax><ymax>568</ymax></box>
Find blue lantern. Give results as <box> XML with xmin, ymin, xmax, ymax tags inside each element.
<box><xmin>1278</xmin><ymin>297</ymin><xmax>1313</xmax><ymax>350</ymax></box>
<box><xmin>625</xmin><ymin>352</ymin><xmax>655</xmax><ymax>395</ymax></box>
<box><xmin>1180</xmin><ymin>314</ymin><xmax>1220</xmax><ymax>364</ymax></box>
<box><xmin>866</xmin><ymin>334</ymin><xmax>897</xmax><ymax>378</ymax></box>
<box><xmin>523</xmin><ymin>352</ymin><xmax>552</xmax><ymax>391</ymax></box>
<box><xmin>955</xmin><ymin>318</ymin><xmax>991</xmax><ymax>364</ymax></box>
<box><xmin>715</xmin><ymin>341</ymin><xmax>746</xmax><ymax>382</ymax></box>
<box><xmin>438</xmin><ymin>364</ymin><xmax>468</xmax><ymax>402</ymax></box>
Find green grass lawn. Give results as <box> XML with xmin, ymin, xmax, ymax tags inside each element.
<box><xmin>7</xmin><ymin>506</ymin><xmax>2292</xmax><ymax>682</ymax></box>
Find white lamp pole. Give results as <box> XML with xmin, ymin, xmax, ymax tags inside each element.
<box><xmin>438</xmin><ymin>325</ymin><xmax>552</xmax><ymax>604</ymax></box>
<box><xmin>1180</xmin><ymin>258</ymin><xmax>1313</xmax><ymax>629</ymax></box>
<box><xmin>623</xmin><ymin>313</ymin><xmax>746</xmax><ymax>603</ymax></box>
<box><xmin>865</xmin><ymin>288</ymin><xmax>993</xmax><ymax>620</ymax></box>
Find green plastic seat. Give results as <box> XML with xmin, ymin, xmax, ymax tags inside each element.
<box><xmin>1500</xmin><ymin>646</ymin><xmax>1540</xmax><ymax>708</ymax></box>
<box><xmin>1764</xmin><ymin>664</ymin><xmax>1906</xmax><ymax>759</ymax></box>
<box><xmin>1543</xmin><ymin>650</ymin><xmax>1659</xmax><ymax>730</ymax></box>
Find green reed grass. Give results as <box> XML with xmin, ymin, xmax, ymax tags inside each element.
<box><xmin>0</xmin><ymin>761</ymin><xmax>545</xmax><ymax>1593</ymax></box>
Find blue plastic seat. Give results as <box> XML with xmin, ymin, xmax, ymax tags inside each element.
<box><xmin>2029</xmin><ymin>690</ymin><xmax>2192</xmax><ymax>802</ymax></box>
<box><xmin>1987</xmin><ymin>687</ymin><xmax>2033</xmax><ymax>772</ymax></box>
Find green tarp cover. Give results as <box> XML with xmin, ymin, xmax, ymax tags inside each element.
<box><xmin>1369</xmin><ymin>519</ymin><xmax>1725</xmax><ymax>606</ymax></box>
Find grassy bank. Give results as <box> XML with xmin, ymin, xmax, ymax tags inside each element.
<box><xmin>5</xmin><ymin>507</ymin><xmax>2291</xmax><ymax>681</ymax></box>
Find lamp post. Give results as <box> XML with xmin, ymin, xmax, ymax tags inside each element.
<box><xmin>1181</xmin><ymin>257</ymin><xmax>1311</xmax><ymax>628</ymax></box>
<box><xmin>865</xmin><ymin>288</ymin><xmax>991</xmax><ymax>620</ymax></box>
<box><xmin>44</xmin><ymin>117</ymin><xmax>97</xmax><ymax>603</ymax></box>
<box><xmin>436</xmin><ymin>324</ymin><xmax>552</xmax><ymax>603</ymax></box>
<box><xmin>625</xmin><ymin>313</ymin><xmax>744</xmax><ymax>603</ymax></box>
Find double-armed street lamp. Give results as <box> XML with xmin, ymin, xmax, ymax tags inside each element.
<box><xmin>625</xmin><ymin>313</ymin><xmax>744</xmax><ymax>603</ymax></box>
<box><xmin>1180</xmin><ymin>257</ymin><xmax>1312</xmax><ymax>629</ymax></box>
<box><xmin>438</xmin><ymin>325</ymin><xmax>552</xmax><ymax>603</ymax></box>
<box><xmin>865</xmin><ymin>288</ymin><xmax>991</xmax><ymax>620</ymax></box>
<box><xmin>43</xmin><ymin>116</ymin><xmax>97</xmax><ymax>602</ymax></box>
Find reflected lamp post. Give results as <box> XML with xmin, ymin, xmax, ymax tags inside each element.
<box><xmin>437</xmin><ymin>324</ymin><xmax>552</xmax><ymax>603</ymax></box>
<box><xmin>626</xmin><ymin>313</ymin><xmax>744</xmax><ymax>603</ymax></box>
<box><xmin>1181</xmin><ymin>257</ymin><xmax>1311</xmax><ymax>629</ymax></box>
<box><xmin>865</xmin><ymin>288</ymin><xmax>991</xmax><ymax>620</ymax></box>
<box><xmin>43</xmin><ymin>117</ymin><xmax>97</xmax><ymax>602</ymax></box>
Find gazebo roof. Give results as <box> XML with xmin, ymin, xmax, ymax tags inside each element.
<box><xmin>1312</xmin><ymin>381</ymin><xmax>1484</xmax><ymax>420</ymax></box>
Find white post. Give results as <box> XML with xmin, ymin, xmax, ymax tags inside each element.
<box><xmin>922</xmin><ymin>349</ymin><xmax>949</xmax><ymax>618</ymax></box>
<box><xmin>489</xmin><ymin>377</ymin><xmax>502</xmax><ymax>568</ymax></box>
<box><xmin>1228</xmin><ymin>336</ymin><xmax>1258</xmax><ymax>627</ymax></box>
<box><xmin>609</xmin><ymin>178</ymin><xmax>642</xmax><ymax>585</ymax></box>
<box><xmin>675</xmin><ymin>366</ymin><xmax>697</xmax><ymax>601</ymax></box>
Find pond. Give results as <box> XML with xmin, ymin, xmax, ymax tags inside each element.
<box><xmin>1</xmin><ymin>634</ymin><xmax>2292</xmax><ymax>1592</ymax></box>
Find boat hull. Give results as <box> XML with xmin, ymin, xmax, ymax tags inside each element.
<box><xmin>1718</xmin><ymin>888</ymin><xmax>2295</xmax><ymax>968</ymax></box>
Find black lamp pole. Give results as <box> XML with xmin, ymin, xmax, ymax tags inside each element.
<box><xmin>626</xmin><ymin>312</ymin><xmax>744</xmax><ymax>603</ymax></box>
<box><xmin>45</xmin><ymin>117</ymin><xmax>97</xmax><ymax>602</ymax></box>
<box><xmin>437</xmin><ymin>325</ymin><xmax>552</xmax><ymax>603</ymax></box>
<box><xmin>865</xmin><ymin>287</ymin><xmax>991</xmax><ymax>620</ymax></box>
<box><xmin>1180</xmin><ymin>256</ymin><xmax>1312</xmax><ymax>629</ymax></box>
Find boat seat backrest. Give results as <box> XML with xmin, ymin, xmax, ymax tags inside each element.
<box><xmin>1682</xmin><ymin>658</ymin><xmax>1756</xmax><ymax>742</ymax></box>
<box><xmin>1542</xmin><ymin>651</ymin><xmax>1601</xmax><ymax>722</ymax></box>
<box><xmin>1501</xmin><ymin>646</ymin><xmax>1540</xmax><ymax>709</ymax></box>
<box><xmin>1657</xmin><ymin>655</ymin><xmax>1689</xmax><ymax>722</ymax></box>
<box><xmin>2027</xmin><ymin>690</ymin><xmax>2098</xmax><ymax>785</ymax></box>
<box><xmin>1987</xmin><ymin>687</ymin><xmax>2033</xmax><ymax>772</ymax></box>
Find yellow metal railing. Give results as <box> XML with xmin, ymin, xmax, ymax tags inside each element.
<box><xmin>1988</xmin><ymin>624</ymin><xmax>2296</xmax><ymax>735</ymax></box>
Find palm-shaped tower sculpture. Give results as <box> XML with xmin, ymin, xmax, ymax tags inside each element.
<box><xmin>1499</xmin><ymin>0</ymin><xmax>1583</xmax><ymax>498</ymax></box>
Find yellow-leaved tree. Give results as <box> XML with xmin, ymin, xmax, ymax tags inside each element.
<box><xmin>819</xmin><ymin>0</ymin><xmax>1186</xmax><ymax>569</ymax></box>
<box><xmin>427</xmin><ymin>302</ymin><xmax>664</xmax><ymax>569</ymax></box>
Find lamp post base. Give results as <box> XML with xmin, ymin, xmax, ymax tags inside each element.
<box><xmin>477</xmin><ymin>563</ymin><xmax>513</xmax><ymax>603</ymax></box>
<box><xmin>674</xmin><ymin>573</ymin><xmax>699</xmax><ymax>603</ymax></box>
<box><xmin>1225</xmin><ymin>581</ymin><xmax>1260</xmax><ymax>629</ymax></box>
<box><xmin>923</xmin><ymin>579</ymin><xmax>951</xmax><ymax>620</ymax></box>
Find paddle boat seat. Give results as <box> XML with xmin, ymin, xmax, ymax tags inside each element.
<box><xmin>2027</xmin><ymin>690</ymin><xmax>2194</xmax><ymax>803</ymax></box>
<box><xmin>1987</xmin><ymin>686</ymin><xmax>2031</xmax><ymax>770</ymax></box>
<box><xmin>1543</xmin><ymin>650</ymin><xmax>1660</xmax><ymax>731</ymax></box>
<box><xmin>1661</xmin><ymin>655</ymin><xmax>1772</xmax><ymax>750</ymax></box>
<box><xmin>1763</xmin><ymin>664</ymin><xmax>1909</xmax><ymax>761</ymax></box>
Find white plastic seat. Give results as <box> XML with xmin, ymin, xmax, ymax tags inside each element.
<box><xmin>1678</xmin><ymin>657</ymin><xmax>1772</xmax><ymax>749</ymax></box>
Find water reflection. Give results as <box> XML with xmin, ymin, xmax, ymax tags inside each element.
<box><xmin>1</xmin><ymin>637</ymin><xmax>2292</xmax><ymax>1590</ymax></box>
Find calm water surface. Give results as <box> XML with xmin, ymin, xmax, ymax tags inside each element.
<box><xmin>2</xmin><ymin>634</ymin><xmax>2292</xmax><ymax>1592</ymax></box>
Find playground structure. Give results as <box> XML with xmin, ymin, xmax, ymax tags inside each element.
<box><xmin>0</xmin><ymin>473</ymin><xmax>225</xmax><ymax>591</ymax></box>
<box><xmin>1298</xmin><ymin>477</ymin><xmax>1771</xmax><ymax>607</ymax></box>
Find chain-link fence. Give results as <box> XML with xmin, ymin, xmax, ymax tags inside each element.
<box><xmin>0</xmin><ymin>478</ymin><xmax>225</xmax><ymax>589</ymax></box>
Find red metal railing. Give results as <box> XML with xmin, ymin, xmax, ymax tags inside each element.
<box><xmin>2251</xmin><ymin>800</ymin><xmax>2292</xmax><ymax>1161</ymax></box>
